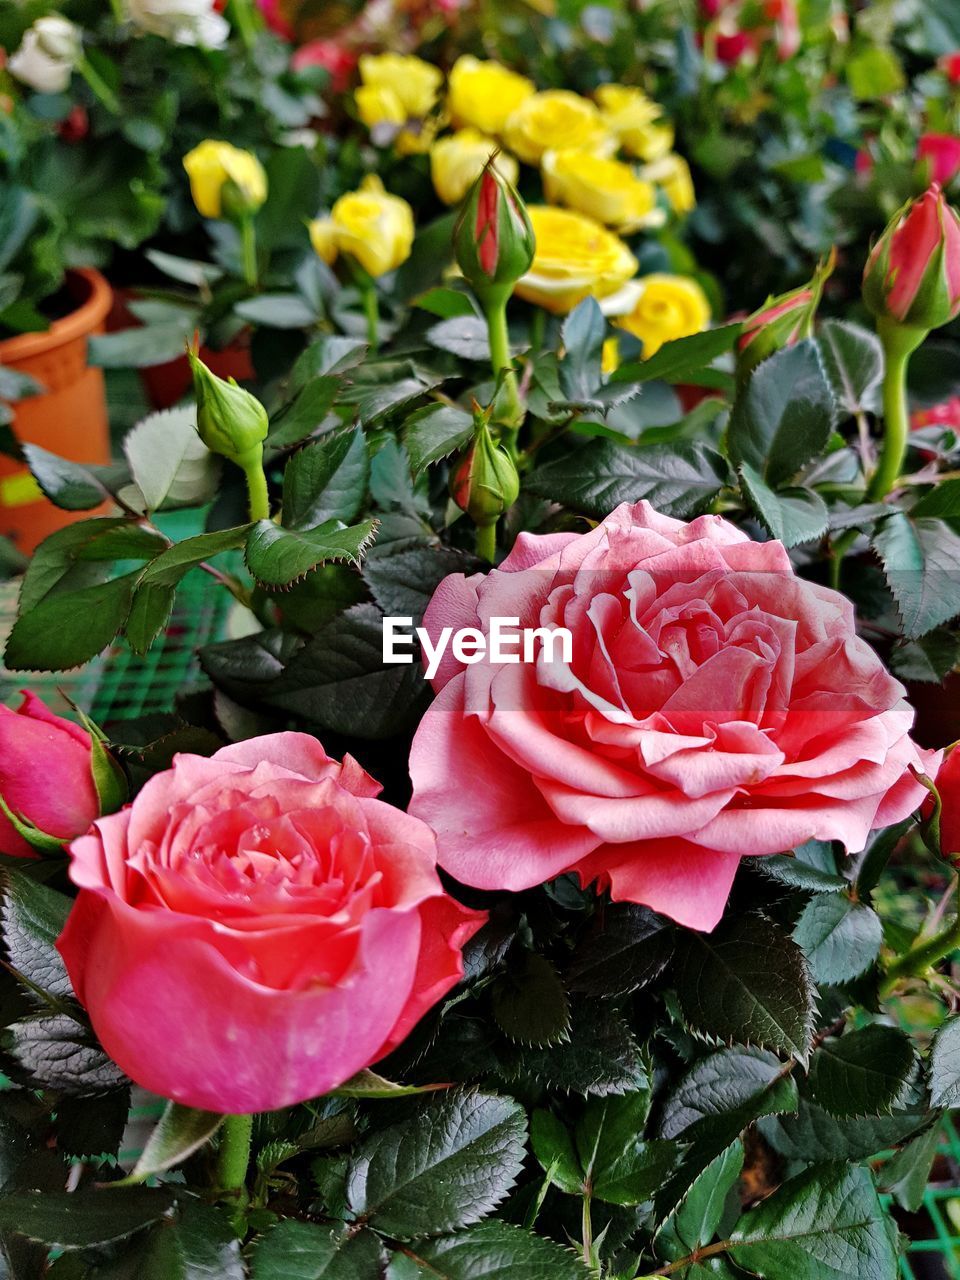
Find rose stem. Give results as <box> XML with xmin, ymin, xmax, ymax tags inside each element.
<box><xmin>239</xmin><ymin>448</ymin><xmax>270</xmax><ymax>522</ymax></box>
<box><xmin>240</xmin><ymin>216</ymin><xmax>258</xmax><ymax>290</ymax></box>
<box><xmin>476</xmin><ymin>521</ymin><xmax>497</xmax><ymax>563</ymax></box>
<box><xmin>880</xmin><ymin>875</ymin><xmax>960</xmax><ymax>996</ymax></box>
<box><xmin>228</xmin><ymin>0</ymin><xmax>259</xmax><ymax>53</ymax></box>
<box><xmin>485</xmin><ymin>297</ymin><xmax>523</xmax><ymax>457</ymax></box>
<box><xmin>217</xmin><ymin>1113</ymin><xmax>253</xmax><ymax>1217</ymax></box>
<box><xmin>361</xmin><ymin>282</ymin><xmax>379</xmax><ymax>348</ymax></box>
<box><xmin>866</xmin><ymin>317</ymin><xmax>926</xmax><ymax>502</ymax></box>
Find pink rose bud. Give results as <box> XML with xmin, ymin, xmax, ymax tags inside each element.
<box><xmin>862</xmin><ymin>183</ymin><xmax>960</xmax><ymax>332</ymax></box>
<box><xmin>450</xmin><ymin>417</ymin><xmax>520</xmax><ymax>529</ymax></box>
<box><xmin>56</xmin><ymin>733</ymin><xmax>486</xmax><ymax>1113</ymax></box>
<box><xmin>737</xmin><ymin>249</ymin><xmax>834</xmax><ymax>379</ymax></box>
<box><xmin>917</xmin><ymin>133</ymin><xmax>960</xmax><ymax>187</ymax></box>
<box><xmin>454</xmin><ymin>155</ymin><xmax>535</xmax><ymax>308</ymax></box>
<box><xmin>0</xmin><ymin>693</ymin><xmax>100</xmax><ymax>857</ymax></box>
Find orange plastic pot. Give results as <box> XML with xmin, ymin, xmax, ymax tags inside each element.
<box><xmin>0</xmin><ymin>268</ymin><xmax>113</xmax><ymax>554</ymax></box>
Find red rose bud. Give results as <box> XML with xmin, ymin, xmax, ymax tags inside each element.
<box><xmin>863</xmin><ymin>184</ymin><xmax>960</xmax><ymax>332</ymax></box>
<box><xmin>58</xmin><ymin>104</ymin><xmax>88</xmax><ymax>143</ymax></box>
<box><xmin>737</xmin><ymin>249</ymin><xmax>835</xmax><ymax>379</ymax></box>
<box><xmin>450</xmin><ymin>419</ymin><xmax>520</xmax><ymax>527</ymax></box>
<box><xmin>917</xmin><ymin>133</ymin><xmax>960</xmax><ymax>188</ymax></box>
<box><xmin>453</xmin><ymin>156</ymin><xmax>535</xmax><ymax>308</ymax></box>
<box><xmin>934</xmin><ymin>746</ymin><xmax>960</xmax><ymax>861</ymax></box>
<box><xmin>939</xmin><ymin>52</ymin><xmax>960</xmax><ymax>85</ymax></box>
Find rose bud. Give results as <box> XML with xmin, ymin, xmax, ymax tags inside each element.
<box><xmin>451</xmin><ymin>417</ymin><xmax>520</xmax><ymax>529</ymax></box>
<box><xmin>934</xmin><ymin>747</ymin><xmax>960</xmax><ymax>860</ymax></box>
<box><xmin>56</xmin><ymin>733</ymin><xmax>486</xmax><ymax>1113</ymax></box>
<box><xmin>737</xmin><ymin>249</ymin><xmax>835</xmax><ymax>380</ymax></box>
<box><xmin>454</xmin><ymin>155</ymin><xmax>536</xmax><ymax>309</ymax></box>
<box><xmin>917</xmin><ymin>133</ymin><xmax>960</xmax><ymax>188</ymax></box>
<box><xmin>183</xmin><ymin>140</ymin><xmax>268</xmax><ymax>221</ymax></box>
<box><xmin>58</xmin><ymin>104</ymin><xmax>89</xmax><ymax>143</ymax></box>
<box><xmin>862</xmin><ymin>183</ymin><xmax>960</xmax><ymax>334</ymax></box>
<box><xmin>0</xmin><ymin>693</ymin><xmax>102</xmax><ymax>857</ymax></box>
<box><xmin>939</xmin><ymin>52</ymin><xmax>960</xmax><ymax>86</ymax></box>
<box><xmin>188</xmin><ymin>346</ymin><xmax>268</xmax><ymax>468</ymax></box>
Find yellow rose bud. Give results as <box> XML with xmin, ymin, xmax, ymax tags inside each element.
<box><xmin>355</xmin><ymin>83</ymin><xmax>407</xmax><ymax>132</ymax></box>
<box><xmin>594</xmin><ymin>84</ymin><xmax>674</xmax><ymax>160</ymax></box>
<box><xmin>308</xmin><ymin>218</ymin><xmax>339</xmax><ymax>265</ymax></box>
<box><xmin>641</xmin><ymin>152</ymin><xmax>696</xmax><ymax>214</ymax></box>
<box><xmin>183</xmin><ymin>140</ymin><xmax>267</xmax><ymax>221</ymax></box>
<box><xmin>542</xmin><ymin>149</ymin><xmax>665</xmax><ymax>234</ymax></box>
<box><xmin>327</xmin><ymin>175</ymin><xmax>415</xmax><ymax>278</ymax></box>
<box><xmin>607</xmin><ymin>273</ymin><xmax>711</xmax><ymax>357</ymax></box>
<box><xmin>447</xmin><ymin>55</ymin><xmax>536</xmax><ymax>135</ymax></box>
<box><xmin>357</xmin><ymin>52</ymin><xmax>442</xmax><ymax>120</ymax></box>
<box><xmin>431</xmin><ymin>130</ymin><xmax>520</xmax><ymax>206</ymax></box>
<box><xmin>515</xmin><ymin>206</ymin><xmax>638</xmax><ymax>316</ymax></box>
<box><xmin>503</xmin><ymin>90</ymin><xmax>612</xmax><ymax>165</ymax></box>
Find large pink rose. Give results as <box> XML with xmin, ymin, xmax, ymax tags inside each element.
<box><xmin>0</xmin><ymin>692</ymin><xmax>99</xmax><ymax>858</ymax></box>
<box><xmin>408</xmin><ymin>502</ymin><xmax>936</xmax><ymax>931</ymax></box>
<box><xmin>57</xmin><ymin>734</ymin><xmax>485</xmax><ymax>1113</ymax></box>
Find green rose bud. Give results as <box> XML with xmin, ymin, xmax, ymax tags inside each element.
<box><xmin>188</xmin><ymin>347</ymin><xmax>268</xmax><ymax>468</ymax></box>
<box><xmin>454</xmin><ymin>154</ymin><xmax>536</xmax><ymax>308</ymax></box>
<box><xmin>450</xmin><ymin>417</ymin><xmax>520</xmax><ymax>528</ymax></box>
<box><xmin>737</xmin><ymin>248</ymin><xmax>835</xmax><ymax>382</ymax></box>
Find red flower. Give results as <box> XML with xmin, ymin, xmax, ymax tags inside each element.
<box><xmin>934</xmin><ymin>748</ymin><xmax>960</xmax><ymax>859</ymax></box>
<box><xmin>938</xmin><ymin>53</ymin><xmax>960</xmax><ymax>85</ymax></box>
<box><xmin>291</xmin><ymin>39</ymin><xmax>357</xmax><ymax>94</ymax></box>
<box><xmin>918</xmin><ymin>133</ymin><xmax>960</xmax><ymax>187</ymax></box>
<box><xmin>863</xmin><ymin>184</ymin><xmax>960</xmax><ymax>330</ymax></box>
<box><xmin>911</xmin><ymin>396</ymin><xmax>960</xmax><ymax>432</ymax></box>
<box><xmin>58</xmin><ymin>104</ymin><xmax>88</xmax><ymax>143</ymax></box>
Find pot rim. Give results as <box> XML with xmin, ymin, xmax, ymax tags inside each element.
<box><xmin>0</xmin><ymin>268</ymin><xmax>113</xmax><ymax>364</ymax></box>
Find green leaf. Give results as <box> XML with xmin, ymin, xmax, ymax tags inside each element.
<box><xmin>123</xmin><ymin>406</ymin><xmax>219</xmax><ymax>513</ymax></box>
<box><xmin>560</xmin><ymin>299</ymin><xmax>606</xmax><ymax>402</ymax></box>
<box><xmin>576</xmin><ymin>1093</ymin><xmax>678</xmax><ymax>1205</ymax></box>
<box><xmin>267</xmin><ymin>379</ymin><xmax>340</xmax><ymax>452</ymax></box>
<box><xmin>738</xmin><ymin>464</ymin><xmax>829</xmax><ymax>547</ymax></box>
<box><xmin>332</xmin><ymin>1070</ymin><xmax>451</xmax><ymax>1099</ymax></box>
<box><xmin>491</xmin><ymin>951</ymin><xmax>571</xmax><ymax>1048</ymax></box>
<box><xmin>23</xmin><ymin>445</ymin><xmax>129</xmax><ymax>512</ymax></box>
<box><xmin>526</xmin><ymin>440</ymin><xmax>728</xmax><ymax>519</ymax></box>
<box><xmin>363</xmin><ymin>542</ymin><xmax>481</xmax><ymax>625</ymax></box>
<box><xmin>855</xmin><ymin>820</ymin><xmax>912</xmax><ymax>896</ymax></box>
<box><xmin>16</xmin><ymin>518</ymin><xmax>164</xmax><ymax>614</ymax></box>
<box><xmin>929</xmin><ymin>1016</ymin><xmax>960</xmax><ymax>1108</ymax></box>
<box><xmin>89</xmin><ymin>321</ymin><xmax>198</xmax><ymax>368</ymax></box>
<box><xmin>245</xmin><ymin>518</ymin><xmax>377</xmax><ymax>587</ymax></box>
<box><xmin>414</xmin><ymin>1221</ymin><xmax>591</xmax><ymax>1280</ymax></box>
<box><xmin>728</xmin><ymin>342</ymin><xmax>836</xmax><ymax>488</ymax></box>
<box><xmin>911</xmin><ymin>477</ymin><xmax>960</xmax><ymax>519</ymax></box>
<box><xmin>125</xmin><ymin>1102</ymin><xmax>222</xmax><ymax>1181</ymax></box>
<box><xmin>755</xmin><ymin>841</ymin><xmax>847</xmax><ymax>894</ymax></box>
<box><xmin>880</xmin><ymin>1123</ymin><xmax>942</xmax><ymax>1212</ymax></box>
<box><xmin>675</xmin><ymin>914</ymin><xmax>815</xmax><ymax>1060</ymax></box>
<box><xmin>56</xmin><ymin>1089</ymin><xmax>130</xmax><ymax>1161</ymax></box>
<box><xmin>661</xmin><ymin>1142</ymin><xmax>744</xmax><ymax>1257</ymax></box>
<box><xmin>145</xmin><ymin>249</ymin><xmax>223</xmax><ymax>287</ymax></box>
<box><xmin>0</xmin><ymin>1188</ymin><xmax>176</xmax><ymax>1249</ymax></box>
<box><xmin>282</xmin><ymin>429</ymin><xmax>369</xmax><ymax>529</ymax></box>
<box><xmin>847</xmin><ymin>44</ymin><xmax>905</xmax><ymax>99</ymax></box>
<box><xmin>137</xmin><ymin>526</ymin><xmax>251</xmax><ymax>590</ymax></box>
<box><xmin>728</xmin><ymin>1164</ymin><xmax>898</xmax><ymax>1280</ymax></box>
<box><xmin>5</xmin><ymin>571</ymin><xmax>140</xmax><ymax>671</ymax></box>
<box><xmin>660</xmin><ymin>1047</ymin><xmax>799</xmax><ymax>1141</ymax></box>
<box><xmin>404</xmin><ymin>402</ymin><xmax>475</xmax><ymax>473</ymax></box>
<box><xmin>251</xmin><ymin>1221</ymin><xmax>383</xmax><ymax>1280</ymax></box>
<box><xmin>6</xmin><ymin>1012</ymin><xmax>126</xmax><ymax>1094</ymax></box>
<box><xmin>792</xmin><ymin>894</ymin><xmax>882</xmax><ymax>985</ymax></box>
<box><xmin>609</xmin><ymin>325</ymin><xmax>742</xmax><ymax>385</ymax></box>
<box><xmin>501</xmin><ymin>999</ymin><xmax>648</xmax><ymax>1097</ymax></box>
<box><xmin>345</xmin><ymin>1090</ymin><xmax>527</xmax><ymax>1238</ymax></box>
<box><xmin>873</xmin><ymin>513</ymin><xmax>960</xmax><ymax>638</ymax></box>
<box><xmin>2</xmin><ymin>872</ymin><xmax>72</xmax><ymax>1000</ymax></box>
<box><xmin>414</xmin><ymin>287</ymin><xmax>478</xmax><ymax>320</ymax></box>
<box><xmin>890</xmin><ymin>630</ymin><xmax>960</xmax><ymax>683</ymax></box>
<box><xmin>235</xmin><ymin>293</ymin><xmax>318</xmax><ymax>329</ymax></box>
<box><xmin>125</xmin><ymin>583</ymin><xmax>176</xmax><ymax>655</ymax></box>
<box><xmin>807</xmin><ymin>1026</ymin><xmax>916</xmax><ymax>1118</ymax></box>
<box><xmin>427</xmin><ymin>316</ymin><xmax>491</xmax><ymax>361</ymax></box>
<box><xmin>566</xmin><ymin>904</ymin><xmax>674</xmax><ymax>999</ymax></box>
<box><xmin>530</xmin><ymin>1109</ymin><xmax>583</xmax><ymax>1195</ymax></box>
<box><xmin>816</xmin><ymin>320</ymin><xmax>884</xmax><ymax>417</ymax></box>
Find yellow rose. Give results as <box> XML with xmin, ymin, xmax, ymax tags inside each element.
<box><xmin>542</xmin><ymin>149</ymin><xmax>665</xmax><ymax>233</ymax></box>
<box><xmin>503</xmin><ymin>90</ymin><xmax>612</xmax><ymax>165</ymax></box>
<box><xmin>394</xmin><ymin>116</ymin><xmax>440</xmax><ymax>157</ymax></box>
<box><xmin>594</xmin><ymin>84</ymin><xmax>674</xmax><ymax>160</ymax></box>
<box><xmin>430</xmin><ymin>130</ymin><xmax>519</xmax><ymax>206</ymax></box>
<box><xmin>601</xmin><ymin>336</ymin><xmax>620</xmax><ymax>374</ymax></box>
<box><xmin>355</xmin><ymin>83</ymin><xmax>406</xmax><ymax>131</ymax></box>
<box><xmin>608</xmin><ymin>274</ymin><xmax>711</xmax><ymax>357</ymax></box>
<box><xmin>515</xmin><ymin>206</ymin><xmax>638</xmax><ymax>315</ymax></box>
<box><xmin>315</xmin><ymin>175</ymin><xmax>414</xmax><ymax>278</ymax></box>
<box><xmin>357</xmin><ymin>52</ymin><xmax>442</xmax><ymax>120</ymax></box>
<box><xmin>447</xmin><ymin>55</ymin><xmax>535</xmax><ymax>135</ymax></box>
<box><xmin>641</xmin><ymin>153</ymin><xmax>696</xmax><ymax>214</ymax></box>
<box><xmin>183</xmin><ymin>140</ymin><xmax>267</xmax><ymax>220</ymax></box>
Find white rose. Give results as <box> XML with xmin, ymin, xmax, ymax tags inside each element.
<box><xmin>8</xmin><ymin>16</ymin><xmax>81</xmax><ymax>95</ymax></box>
<box><xmin>126</xmin><ymin>0</ymin><xmax>229</xmax><ymax>47</ymax></box>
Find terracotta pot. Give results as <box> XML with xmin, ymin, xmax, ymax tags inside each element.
<box><xmin>0</xmin><ymin>268</ymin><xmax>113</xmax><ymax>554</ymax></box>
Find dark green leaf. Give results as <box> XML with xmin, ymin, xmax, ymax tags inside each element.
<box><xmin>126</xmin><ymin>1102</ymin><xmax>222</xmax><ymax>1181</ymax></box>
<box><xmin>873</xmin><ymin>513</ymin><xmax>960</xmax><ymax>638</ymax></box>
<box><xmin>566</xmin><ymin>904</ymin><xmax>674</xmax><ymax>999</ymax></box>
<box><xmin>414</xmin><ymin>1221</ymin><xmax>591</xmax><ymax>1280</ymax></box>
<box><xmin>807</xmin><ymin>1026</ymin><xmax>916</xmax><ymax>1118</ymax></box>
<box><xmin>0</xmin><ymin>1188</ymin><xmax>176</xmax><ymax>1249</ymax></box>
<box><xmin>530</xmin><ymin>1110</ymin><xmax>582</xmax><ymax>1195</ymax></box>
<box><xmin>56</xmin><ymin>1090</ymin><xmax>130</xmax><ymax>1161</ymax></box>
<box><xmin>576</xmin><ymin>1093</ymin><xmax>678</xmax><ymax>1206</ymax></box>
<box><xmin>879</xmin><ymin>1123</ymin><xmax>942</xmax><ymax>1212</ymax></box>
<box><xmin>235</xmin><ymin>293</ymin><xmax>318</xmax><ymax>328</ymax></box>
<box><xmin>404</xmin><ymin>403</ymin><xmax>475</xmax><ymax>473</ymax></box>
<box><xmin>728</xmin><ymin>342</ymin><xmax>836</xmax><ymax>488</ymax></box>
<box><xmin>363</xmin><ymin>542</ymin><xmax>482</xmax><ymax>625</ymax></box>
<box><xmin>282</xmin><ymin>429</ymin><xmax>369</xmax><ymax>529</ymax></box>
<box><xmin>817</xmin><ymin>320</ymin><xmax>884</xmax><ymax>417</ymax></box>
<box><xmin>125</xmin><ymin>583</ymin><xmax>176</xmax><ymax>655</ymax></box>
<box><xmin>251</xmin><ymin>1221</ymin><xmax>383</xmax><ymax>1280</ymax></box>
<box><xmin>911</xmin><ymin>477</ymin><xmax>960</xmax><ymax>519</ymax></box>
<box><xmin>660</xmin><ymin>1047</ymin><xmax>799</xmax><ymax>1140</ymax></box>
<box><xmin>5</xmin><ymin>571</ymin><xmax>140</xmax><ymax>671</ymax></box>
<box><xmin>6</xmin><ymin>1012</ymin><xmax>126</xmax><ymax>1094</ymax></box>
<box><xmin>123</xmin><ymin>407</ymin><xmax>219</xmax><ymax>513</ymax></box>
<box><xmin>267</xmin><ymin>378</ymin><xmax>340</xmax><ymax>452</ymax></box>
<box><xmin>889</xmin><ymin>630</ymin><xmax>960</xmax><ymax>683</ymax></box>
<box><xmin>560</xmin><ymin>300</ymin><xmax>606</xmax><ymax>402</ymax></box>
<box><xmin>728</xmin><ymin>1164</ymin><xmax>898</xmax><ymax>1280</ymax></box>
<box><xmin>245</xmin><ymin>518</ymin><xmax>377</xmax><ymax>587</ymax></box>
<box><xmin>426</xmin><ymin>316</ymin><xmax>491</xmax><ymax>361</ymax></box>
<box><xmin>332</xmin><ymin>1070</ymin><xmax>450</xmax><ymax>1099</ymax></box>
<box><xmin>661</xmin><ymin>1142</ymin><xmax>744</xmax><ymax>1257</ymax></box>
<box><xmin>526</xmin><ymin>440</ymin><xmax>728</xmax><ymax>519</ymax></box>
<box><xmin>502</xmin><ymin>999</ymin><xmax>648</xmax><ymax>1097</ymax></box>
<box><xmin>755</xmin><ymin>842</ymin><xmax>846</xmax><ymax>894</ymax></box>
<box><xmin>22</xmin><ymin>446</ymin><xmax>128</xmax><ymax>512</ymax></box>
<box><xmin>792</xmin><ymin>895</ymin><xmax>882</xmax><ymax>985</ymax></box>
<box><xmin>491</xmin><ymin>951</ymin><xmax>570</xmax><ymax>1048</ymax></box>
<box><xmin>609</xmin><ymin>325</ymin><xmax>742</xmax><ymax>385</ymax></box>
<box><xmin>2</xmin><ymin>872</ymin><xmax>72</xmax><ymax>1000</ymax></box>
<box><xmin>345</xmin><ymin>1090</ymin><xmax>527</xmax><ymax>1238</ymax></box>
<box><xmin>676</xmin><ymin>914</ymin><xmax>815</xmax><ymax>1059</ymax></box>
<box><xmin>414</xmin><ymin>288</ymin><xmax>478</xmax><ymax>320</ymax></box>
<box><xmin>137</xmin><ymin>526</ymin><xmax>251</xmax><ymax>589</ymax></box>
<box><xmin>89</xmin><ymin>322</ymin><xmax>197</xmax><ymax>368</ymax></box>
<box><xmin>929</xmin><ymin>1016</ymin><xmax>960</xmax><ymax>1108</ymax></box>
<box><xmin>739</xmin><ymin>464</ymin><xmax>829</xmax><ymax>547</ymax></box>
<box><xmin>760</xmin><ymin>1096</ymin><xmax>929</xmax><ymax>1163</ymax></box>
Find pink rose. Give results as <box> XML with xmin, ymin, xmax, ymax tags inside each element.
<box><xmin>57</xmin><ymin>734</ymin><xmax>485</xmax><ymax>1113</ymax></box>
<box><xmin>0</xmin><ymin>692</ymin><xmax>99</xmax><ymax>858</ymax></box>
<box><xmin>918</xmin><ymin>133</ymin><xmax>960</xmax><ymax>187</ymax></box>
<box><xmin>408</xmin><ymin>503</ymin><xmax>935</xmax><ymax>931</ymax></box>
<box><xmin>291</xmin><ymin>38</ymin><xmax>358</xmax><ymax>94</ymax></box>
